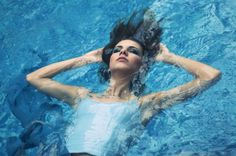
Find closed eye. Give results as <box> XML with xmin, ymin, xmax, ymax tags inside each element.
<box><xmin>112</xmin><ymin>47</ymin><xmax>122</xmax><ymax>53</ymax></box>
<box><xmin>113</xmin><ymin>46</ymin><xmax>142</xmax><ymax>56</ymax></box>
<box><xmin>128</xmin><ymin>47</ymin><xmax>142</xmax><ymax>56</ymax></box>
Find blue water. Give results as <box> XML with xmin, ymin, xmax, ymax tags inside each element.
<box><xmin>1</xmin><ymin>0</ymin><xmax>236</xmax><ymax>155</ymax></box>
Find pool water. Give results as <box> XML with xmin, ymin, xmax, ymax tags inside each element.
<box><xmin>1</xmin><ymin>0</ymin><xmax>236</xmax><ymax>155</ymax></box>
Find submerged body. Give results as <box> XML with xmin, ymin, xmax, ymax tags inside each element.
<box><xmin>66</xmin><ymin>95</ymin><xmax>142</xmax><ymax>155</ymax></box>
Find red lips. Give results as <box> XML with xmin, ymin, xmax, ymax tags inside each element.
<box><xmin>117</xmin><ymin>56</ymin><xmax>128</xmax><ymax>62</ymax></box>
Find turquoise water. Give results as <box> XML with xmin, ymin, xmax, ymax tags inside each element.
<box><xmin>1</xmin><ymin>0</ymin><xmax>236</xmax><ymax>155</ymax></box>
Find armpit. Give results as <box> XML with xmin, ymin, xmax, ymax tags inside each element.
<box><xmin>139</xmin><ymin>101</ymin><xmax>162</xmax><ymax>126</ymax></box>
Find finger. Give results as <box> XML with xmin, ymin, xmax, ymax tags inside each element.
<box><xmin>161</xmin><ymin>44</ymin><xmax>169</xmax><ymax>52</ymax></box>
<box><xmin>161</xmin><ymin>43</ymin><xmax>167</xmax><ymax>49</ymax></box>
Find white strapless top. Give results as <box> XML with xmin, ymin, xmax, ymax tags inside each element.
<box><xmin>65</xmin><ymin>97</ymin><xmax>142</xmax><ymax>156</ymax></box>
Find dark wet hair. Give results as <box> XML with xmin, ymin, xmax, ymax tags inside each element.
<box><xmin>99</xmin><ymin>9</ymin><xmax>163</xmax><ymax>96</ymax></box>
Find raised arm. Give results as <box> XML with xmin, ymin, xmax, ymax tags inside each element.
<box><xmin>139</xmin><ymin>44</ymin><xmax>221</xmax><ymax>124</ymax></box>
<box><xmin>26</xmin><ymin>48</ymin><xmax>103</xmax><ymax>107</ymax></box>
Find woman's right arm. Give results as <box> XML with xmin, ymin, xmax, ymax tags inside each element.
<box><xmin>26</xmin><ymin>48</ymin><xmax>103</xmax><ymax>107</ymax></box>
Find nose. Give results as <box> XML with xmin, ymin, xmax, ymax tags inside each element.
<box><xmin>119</xmin><ymin>48</ymin><xmax>128</xmax><ymax>56</ymax></box>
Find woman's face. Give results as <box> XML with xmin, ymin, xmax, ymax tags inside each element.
<box><xmin>109</xmin><ymin>39</ymin><xmax>143</xmax><ymax>75</ymax></box>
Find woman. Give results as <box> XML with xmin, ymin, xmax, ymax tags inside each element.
<box><xmin>26</xmin><ymin>10</ymin><xmax>221</xmax><ymax>156</ymax></box>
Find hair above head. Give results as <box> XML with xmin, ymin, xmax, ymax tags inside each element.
<box><xmin>102</xmin><ymin>8</ymin><xmax>163</xmax><ymax>66</ymax></box>
<box><xmin>99</xmin><ymin>8</ymin><xmax>163</xmax><ymax>96</ymax></box>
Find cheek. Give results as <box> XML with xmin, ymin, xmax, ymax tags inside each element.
<box><xmin>109</xmin><ymin>54</ymin><xmax>115</xmax><ymax>66</ymax></box>
<box><xmin>133</xmin><ymin>56</ymin><xmax>142</xmax><ymax>65</ymax></box>
<box><xmin>131</xmin><ymin>58</ymin><xmax>142</xmax><ymax>70</ymax></box>
<box><xmin>109</xmin><ymin>54</ymin><xmax>119</xmax><ymax>69</ymax></box>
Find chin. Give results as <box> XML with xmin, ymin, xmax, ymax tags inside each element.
<box><xmin>111</xmin><ymin>66</ymin><xmax>138</xmax><ymax>74</ymax></box>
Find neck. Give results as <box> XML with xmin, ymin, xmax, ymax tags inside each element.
<box><xmin>104</xmin><ymin>75</ymin><xmax>133</xmax><ymax>100</ymax></box>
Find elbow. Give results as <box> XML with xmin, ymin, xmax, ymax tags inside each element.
<box><xmin>26</xmin><ymin>74</ymin><xmax>32</xmax><ymax>82</ymax></box>
<box><xmin>214</xmin><ymin>70</ymin><xmax>222</xmax><ymax>79</ymax></box>
<box><xmin>201</xmin><ymin>69</ymin><xmax>222</xmax><ymax>82</ymax></box>
<box><xmin>209</xmin><ymin>69</ymin><xmax>222</xmax><ymax>81</ymax></box>
<box><xmin>26</xmin><ymin>74</ymin><xmax>39</xmax><ymax>82</ymax></box>
<box><xmin>26</xmin><ymin>74</ymin><xmax>34</xmax><ymax>82</ymax></box>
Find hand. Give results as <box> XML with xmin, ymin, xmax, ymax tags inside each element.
<box><xmin>84</xmin><ymin>48</ymin><xmax>103</xmax><ymax>62</ymax></box>
<box><xmin>155</xmin><ymin>44</ymin><xmax>173</xmax><ymax>62</ymax></box>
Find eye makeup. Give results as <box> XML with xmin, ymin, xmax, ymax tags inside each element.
<box><xmin>112</xmin><ymin>46</ymin><xmax>143</xmax><ymax>56</ymax></box>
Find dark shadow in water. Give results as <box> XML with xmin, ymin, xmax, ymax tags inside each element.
<box><xmin>5</xmin><ymin>73</ymin><xmax>69</xmax><ymax>155</ymax></box>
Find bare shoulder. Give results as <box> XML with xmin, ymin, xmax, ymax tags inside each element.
<box><xmin>137</xmin><ymin>92</ymin><xmax>165</xmax><ymax>125</ymax></box>
<box><xmin>138</xmin><ymin>92</ymin><xmax>164</xmax><ymax>107</ymax></box>
<box><xmin>75</xmin><ymin>86</ymin><xmax>91</xmax><ymax>97</ymax></box>
<box><xmin>72</xmin><ymin>86</ymin><xmax>91</xmax><ymax>105</ymax></box>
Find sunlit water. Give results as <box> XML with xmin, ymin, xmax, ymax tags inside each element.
<box><xmin>1</xmin><ymin>0</ymin><xmax>236</xmax><ymax>155</ymax></box>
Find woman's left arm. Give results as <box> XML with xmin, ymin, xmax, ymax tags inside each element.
<box><xmin>139</xmin><ymin>44</ymin><xmax>221</xmax><ymax>122</ymax></box>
